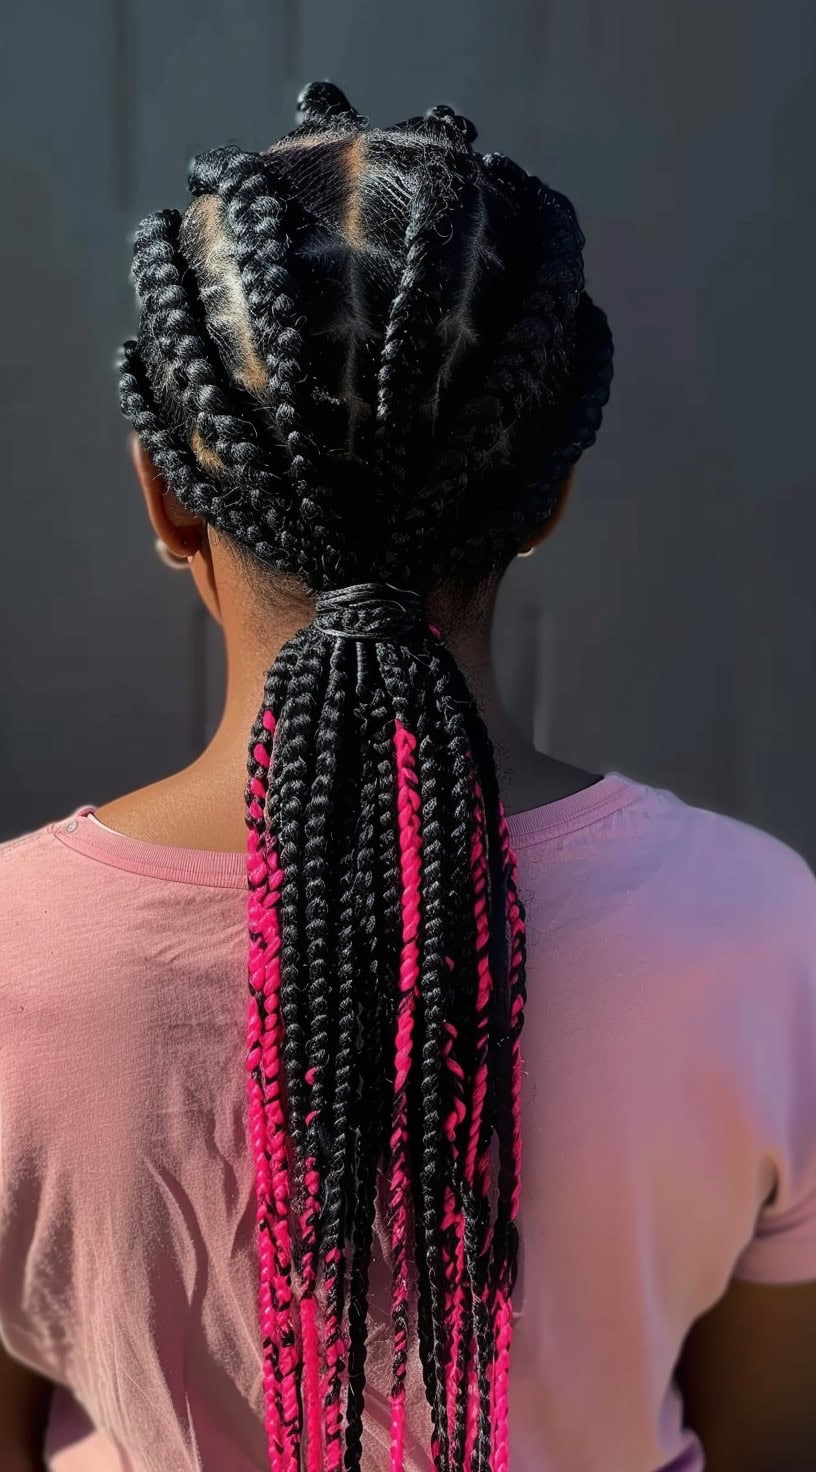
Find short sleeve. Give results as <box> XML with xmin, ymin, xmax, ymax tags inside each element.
<box><xmin>731</xmin><ymin>852</ymin><xmax>816</xmax><ymax>1285</ymax></box>
<box><xmin>733</xmin><ymin>1178</ymin><xmax>816</xmax><ymax>1283</ymax></box>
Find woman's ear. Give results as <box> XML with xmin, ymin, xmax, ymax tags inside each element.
<box><xmin>517</xmin><ymin>468</ymin><xmax>577</xmax><ymax>554</ymax></box>
<box><xmin>128</xmin><ymin>433</ymin><xmax>223</xmax><ymax>625</ymax></box>
<box><xmin>129</xmin><ymin>432</ymin><xmax>204</xmax><ymax>559</ymax></box>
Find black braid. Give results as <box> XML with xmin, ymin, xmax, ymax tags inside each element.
<box><xmin>402</xmin><ymin>167</ymin><xmax>587</xmax><ymax>569</ymax></box>
<box><xmin>374</xmin><ymin>147</ymin><xmax>478</xmax><ymax>510</ymax></box>
<box><xmin>343</xmin><ymin>704</ymin><xmax>392</xmax><ymax>1471</ymax></box>
<box><xmin>299</xmin><ymin>641</ymin><xmax>349</xmax><ymax>1296</ymax></box>
<box><xmin>295</xmin><ymin>80</ymin><xmax>370</xmax><ymax>134</ymax></box>
<box><xmin>117</xmin><ymin>80</ymin><xmax>614</xmax><ymax>1472</ymax></box>
<box><xmin>222</xmin><ymin>148</ymin><xmax>349</xmax><ymax>583</ymax></box>
<box><xmin>411</xmin><ymin>668</ymin><xmax>457</xmax><ymax>1471</ymax></box>
<box><xmin>320</xmin><ymin>730</ymin><xmax>359</xmax><ymax>1465</ymax></box>
<box><xmin>376</xmin><ymin>639</ymin><xmax>449</xmax><ymax>1468</ymax></box>
<box><xmin>272</xmin><ymin>635</ymin><xmax>329</xmax><ymax>1186</ymax></box>
<box><xmin>131</xmin><ymin>209</ymin><xmax>278</xmax><ymax>480</ymax></box>
<box><xmin>117</xmin><ymin>339</ymin><xmax>220</xmax><ymax>524</ymax></box>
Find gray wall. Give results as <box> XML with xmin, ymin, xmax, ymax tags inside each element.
<box><xmin>2</xmin><ymin>2</ymin><xmax>815</xmax><ymax>862</ymax></box>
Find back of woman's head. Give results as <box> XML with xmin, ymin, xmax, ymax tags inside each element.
<box><xmin>117</xmin><ymin>80</ymin><xmax>613</xmax><ymax>1472</ymax></box>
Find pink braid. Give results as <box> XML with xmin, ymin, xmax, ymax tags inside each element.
<box><xmin>463</xmin><ymin>778</ymin><xmax>493</xmax><ymax>1194</ymax></box>
<box><xmin>246</xmin><ymin>893</ymin><xmax>281</xmax><ymax>1469</ymax></box>
<box><xmin>443</xmin><ymin>764</ymin><xmax>497</xmax><ymax>1463</ymax></box>
<box><xmin>388</xmin><ymin>720</ymin><xmax>423</xmax><ymax>1472</ymax></box>
<box><xmin>459</xmin><ymin>776</ymin><xmax>495</xmax><ymax>1463</ymax></box>
<box><xmin>440</xmin><ymin>1017</ymin><xmax>467</xmax><ymax>1446</ymax></box>
<box><xmin>489</xmin><ymin>801</ymin><xmax>527</xmax><ymax>1468</ymax></box>
<box><xmin>261</xmin><ymin>847</ymin><xmax>301</xmax><ymax>1466</ymax></box>
<box><xmin>299</xmin><ymin>1293</ymin><xmax>323</xmax><ymax>1472</ymax></box>
<box><xmin>256</xmin><ymin>716</ymin><xmax>320</xmax><ymax>1469</ymax></box>
<box><xmin>246</xmin><ymin>711</ymin><xmax>300</xmax><ymax>1472</ymax></box>
<box><xmin>298</xmin><ymin>1067</ymin><xmax>322</xmax><ymax>1467</ymax></box>
<box><xmin>491</xmin><ymin>1291</ymin><xmax>513</xmax><ymax>1472</ymax></box>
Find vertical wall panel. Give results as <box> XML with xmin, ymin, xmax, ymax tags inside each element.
<box><xmin>2</xmin><ymin>0</ymin><xmax>814</xmax><ymax>866</ymax></box>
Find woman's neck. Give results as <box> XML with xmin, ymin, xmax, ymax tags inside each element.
<box><xmin>95</xmin><ymin>624</ymin><xmax>602</xmax><ymax>852</ymax></box>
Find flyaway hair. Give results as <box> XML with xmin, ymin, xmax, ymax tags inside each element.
<box><xmin>117</xmin><ymin>79</ymin><xmax>613</xmax><ymax>1471</ymax></box>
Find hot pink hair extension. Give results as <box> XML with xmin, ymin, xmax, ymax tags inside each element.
<box><xmin>244</xmin><ymin>697</ymin><xmax>526</xmax><ymax>1472</ymax></box>
<box><xmin>246</xmin><ymin>891</ymin><xmax>282</xmax><ymax>1470</ymax></box>
<box><xmin>491</xmin><ymin>1291</ymin><xmax>513</xmax><ymax>1472</ymax></box>
<box><xmin>464</xmin><ymin>778</ymin><xmax>494</xmax><ymax>1199</ymax></box>
<box><xmin>441</xmin><ymin>770</ymin><xmax>498</xmax><ymax>1463</ymax></box>
<box><xmin>460</xmin><ymin>774</ymin><xmax>497</xmax><ymax>1466</ymax></box>
<box><xmin>298</xmin><ymin>1060</ymin><xmax>323</xmax><ymax>1467</ymax></box>
<box><xmin>388</xmin><ymin>719</ymin><xmax>423</xmax><ymax>1472</ymax></box>
<box><xmin>299</xmin><ymin>1292</ymin><xmax>323</xmax><ymax>1472</ymax></box>
<box><xmin>440</xmin><ymin>1016</ymin><xmax>468</xmax><ymax>1446</ymax></box>
<box><xmin>488</xmin><ymin>801</ymin><xmax>527</xmax><ymax>1467</ymax></box>
<box><xmin>246</xmin><ymin>710</ymin><xmax>300</xmax><ymax>1472</ymax></box>
<box><xmin>297</xmin><ymin>1152</ymin><xmax>323</xmax><ymax>1472</ymax></box>
<box><xmin>246</xmin><ymin>721</ymin><xmax>281</xmax><ymax>1464</ymax></box>
<box><xmin>261</xmin><ymin>847</ymin><xmax>302</xmax><ymax>1468</ymax></box>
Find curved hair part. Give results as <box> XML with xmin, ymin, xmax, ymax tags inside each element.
<box><xmin>117</xmin><ymin>78</ymin><xmax>613</xmax><ymax>1472</ymax></box>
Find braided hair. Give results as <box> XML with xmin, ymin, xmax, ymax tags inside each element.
<box><xmin>117</xmin><ymin>80</ymin><xmax>613</xmax><ymax>1472</ymax></box>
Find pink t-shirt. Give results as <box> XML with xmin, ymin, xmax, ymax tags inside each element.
<box><xmin>1</xmin><ymin>770</ymin><xmax>816</xmax><ymax>1472</ymax></box>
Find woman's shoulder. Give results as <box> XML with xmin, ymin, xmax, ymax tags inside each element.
<box><xmin>640</xmin><ymin>776</ymin><xmax>814</xmax><ymax>907</ymax></box>
<box><xmin>0</xmin><ymin>813</ymin><xmax>93</xmax><ymax>1007</ymax></box>
<box><xmin>0</xmin><ymin>807</ymin><xmax>246</xmax><ymax>1029</ymax></box>
<box><xmin>0</xmin><ymin>803</ymin><xmax>248</xmax><ymax>918</ymax></box>
<box><xmin>0</xmin><ymin>811</ymin><xmax>77</xmax><ymax>871</ymax></box>
<box><xmin>0</xmin><ymin>804</ymin><xmax>101</xmax><ymax>916</ymax></box>
<box><xmin>518</xmin><ymin>769</ymin><xmax>816</xmax><ymax>956</ymax></box>
<box><xmin>616</xmin><ymin>776</ymin><xmax>816</xmax><ymax>971</ymax></box>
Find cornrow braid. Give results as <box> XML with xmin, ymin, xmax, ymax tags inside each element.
<box><xmin>196</xmin><ymin>145</ymin><xmax>350</xmax><ymax>583</ymax></box>
<box><xmin>117</xmin><ymin>80</ymin><xmax>615</xmax><ymax>1471</ymax></box>
<box><xmin>130</xmin><ymin>209</ymin><xmax>277</xmax><ymax>480</ymax></box>
<box><xmin>401</xmin><ymin>164</ymin><xmax>588</xmax><ymax>571</ymax></box>
<box><xmin>455</xmin><ymin>289</ymin><xmax>615</xmax><ymax>585</ymax></box>
<box><xmin>374</xmin><ymin>147</ymin><xmax>479</xmax><ymax>507</ymax></box>
<box><xmin>118</xmin><ymin>336</ymin><xmax>306</xmax><ymax>567</ymax></box>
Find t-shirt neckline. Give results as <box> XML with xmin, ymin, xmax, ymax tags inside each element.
<box><xmin>51</xmin><ymin>771</ymin><xmax>644</xmax><ymax>888</ymax></box>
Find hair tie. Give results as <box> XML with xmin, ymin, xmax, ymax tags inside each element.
<box><xmin>313</xmin><ymin>582</ymin><xmax>427</xmax><ymax>642</ymax></box>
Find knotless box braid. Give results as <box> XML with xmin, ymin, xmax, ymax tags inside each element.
<box><xmin>116</xmin><ymin>78</ymin><xmax>613</xmax><ymax>1472</ymax></box>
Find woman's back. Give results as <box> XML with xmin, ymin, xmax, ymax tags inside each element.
<box><xmin>3</xmin><ymin>771</ymin><xmax>815</xmax><ymax>1471</ymax></box>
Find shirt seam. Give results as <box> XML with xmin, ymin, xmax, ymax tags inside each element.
<box><xmin>49</xmin><ymin>825</ymin><xmax>248</xmax><ymax>890</ymax></box>
<box><xmin>0</xmin><ymin>827</ymin><xmax>53</xmax><ymax>864</ymax></box>
<box><xmin>36</xmin><ymin>782</ymin><xmax>647</xmax><ymax>886</ymax></box>
<box><xmin>507</xmin><ymin>784</ymin><xmax>646</xmax><ymax>849</ymax></box>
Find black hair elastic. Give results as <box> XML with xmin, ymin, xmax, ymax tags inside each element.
<box><xmin>312</xmin><ymin>582</ymin><xmax>426</xmax><ymax>642</ymax></box>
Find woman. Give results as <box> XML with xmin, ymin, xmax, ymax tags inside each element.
<box><xmin>1</xmin><ymin>81</ymin><xmax>815</xmax><ymax>1472</ymax></box>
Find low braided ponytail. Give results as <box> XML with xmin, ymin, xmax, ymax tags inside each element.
<box><xmin>117</xmin><ymin>81</ymin><xmax>614</xmax><ymax>1471</ymax></box>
